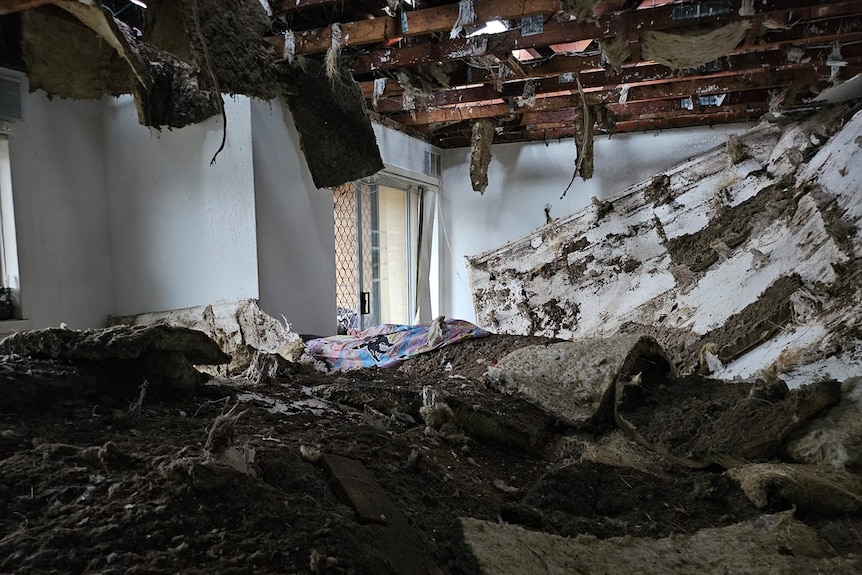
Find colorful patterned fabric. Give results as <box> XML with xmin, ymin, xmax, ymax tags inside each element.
<box><xmin>306</xmin><ymin>317</ymin><xmax>490</xmax><ymax>371</ymax></box>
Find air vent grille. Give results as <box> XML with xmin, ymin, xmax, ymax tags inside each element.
<box><xmin>423</xmin><ymin>150</ymin><xmax>441</xmax><ymax>177</ymax></box>
<box><xmin>0</xmin><ymin>75</ymin><xmax>23</xmax><ymax>122</ymax></box>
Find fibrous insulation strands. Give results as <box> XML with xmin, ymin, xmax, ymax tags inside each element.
<box><xmin>372</xmin><ymin>77</ymin><xmax>387</xmax><ymax>109</ymax></box>
<box><xmin>517</xmin><ymin>79</ymin><xmax>537</xmax><ymax>108</ymax></box>
<box><xmin>283</xmin><ymin>30</ymin><xmax>296</xmax><ymax>64</ymax></box>
<box><xmin>450</xmin><ymin>0</ymin><xmax>475</xmax><ymax>39</ymax></box>
<box><xmin>470</xmin><ymin>119</ymin><xmax>495</xmax><ymax>194</ymax></box>
<box><xmin>325</xmin><ymin>23</ymin><xmax>343</xmax><ymax>84</ymax></box>
<box><xmin>641</xmin><ymin>22</ymin><xmax>746</xmax><ymax>70</ymax></box>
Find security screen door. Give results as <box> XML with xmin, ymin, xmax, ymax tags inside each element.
<box><xmin>334</xmin><ymin>173</ymin><xmax>424</xmax><ymax>332</ymax></box>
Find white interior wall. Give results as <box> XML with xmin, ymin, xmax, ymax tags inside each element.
<box><xmin>7</xmin><ymin>84</ymin><xmax>115</xmax><ymax>330</ymax></box>
<box><xmin>105</xmin><ymin>95</ymin><xmax>259</xmax><ymax>316</ymax></box>
<box><xmin>440</xmin><ymin>125</ymin><xmax>752</xmax><ymax>322</ymax></box>
<box><xmin>373</xmin><ymin>123</ymin><xmax>436</xmax><ymax>176</ymax></box>
<box><xmin>251</xmin><ymin>99</ymin><xmax>337</xmax><ymax>336</ymax></box>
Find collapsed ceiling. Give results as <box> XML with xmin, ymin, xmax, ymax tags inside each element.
<box><xmin>2</xmin><ymin>0</ymin><xmax>861</xmax><ymax>151</ymax></box>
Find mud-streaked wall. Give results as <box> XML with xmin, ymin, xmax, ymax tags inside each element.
<box><xmin>105</xmin><ymin>95</ymin><xmax>259</xmax><ymax>316</ymax></box>
<box><xmin>441</xmin><ymin>126</ymin><xmax>750</xmax><ymax>322</ymax></box>
<box><xmin>7</xmin><ymin>80</ymin><xmax>116</xmax><ymax>330</ymax></box>
<box><xmin>468</xmin><ymin>106</ymin><xmax>862</xmax><ymax>387</ymax></box>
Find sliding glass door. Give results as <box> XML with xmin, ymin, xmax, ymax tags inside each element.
<box><xmin>334</xmin><ymin>173</ymin><xmax>430</xmax><ymax>332</ymax></box>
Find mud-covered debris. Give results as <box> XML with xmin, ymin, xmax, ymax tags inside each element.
<box><xmin>457</xmin><ymin>511</ymin><xmax>858</xmax><ymax>575</ymax></box>
<box><xmin>783</xmin><ymin>376</ymin><xmax>862</xmax><ymax>470</ymax></box>
<box><xmin>281</xmin><ymin>56</ymin><xmax>383</xmax><ymax>189</ymax></box>
<box><xmin>729</xmin><ymin>463</ymin><xmax>862</xmax><ymax>513</ymax></box>
<box><xmin>470</xmin><ymin>119</ymin><xmax>496</xmax><ymax>194</ymax></box>
<box><xmin>487</xmin><ymin>335</ymin><xmax>673</xmax><ymax>428</ymax></box>
<box><xmin>0</xmin><ymin>324</ymin><xmax>228</xmax><ymax>365</ymax></box>
<box><xmin>615</xmin><ymin>374</ymin><xmax>841</xmax><ymax>468</ymax></box>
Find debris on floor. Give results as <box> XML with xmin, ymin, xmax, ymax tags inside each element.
<box><xmin>457</xmin><ymin>511</ymin><xmax>862</xmax><ymax>575</ymax></box>
<box><xmin>2</xmin><ymin>326</ymin><xmax>861</xmax><ymax>574</ymax></box>
<box><xmin>111</xmin><ymin>299</ymin><xmax>303</xmax><ymax>376</ymax></box>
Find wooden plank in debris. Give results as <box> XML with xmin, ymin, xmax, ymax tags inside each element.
<box><xmin>321</xmin><ymin>453</ymin><xmax>390</xmax><ymax>525</ymax></box>
<box><xmin>321</xmin><ymin>453</ymin><xmax>444</xmax><ymax>575</ymax></box>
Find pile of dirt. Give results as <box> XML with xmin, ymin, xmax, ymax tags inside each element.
<box><xmin>1</xmin><ymin>331</ymin><xmax>860</xmax><ymax>574</ymax></box>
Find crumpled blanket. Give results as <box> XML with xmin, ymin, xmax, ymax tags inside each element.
<box><xmin>306</xmin><ymin>317</ymin><xmax>490</xmax><ymax>371</ymax></box>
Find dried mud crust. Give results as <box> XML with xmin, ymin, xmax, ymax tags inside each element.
<box><xmin>504</xmin><ymin>461</ymin><xmax>762</xmax><ymax>539</ymax></box>
<box><xmin>616</xmin><ymin>373</ymin><xmax>841</xmax><ymax>467</ymax></box>
<box><xmin>1</xmin><ymin>335</ymin><xmax>859</xmax><ymax>574</ymax></box>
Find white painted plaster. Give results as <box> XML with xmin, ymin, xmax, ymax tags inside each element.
<box><xmin>251</xmin><ymin>99</ymin><xmax>337</xmax><ymax>336</ymax></box>
<box><xmin>441</xmin><ymin>125</ymin><xmax>752</xmax><ymax>321</ymax></box>
<box><xmin>373</xmin><ymin>123</ymin><xmax>440</xmax><ymax>176</ymax></box>
<box><xmin>105</xmin><ymin>95</ymin><xmax>259</xmax><ymax>316</ymax></box>
<box><xmin>8</xmin><ymin>85</ymin><xmax>115</xmax><ymax>329</ymax></box>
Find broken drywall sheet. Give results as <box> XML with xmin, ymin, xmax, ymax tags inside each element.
<box><xmin>468</xmin><ymin>105</ymin><xmax>862</xmax><ymax>385</ymax></box>
<box><xmin>110</xmin><ymin>299</ymin><xmax>303</xmax><ymax>375</ymax></box>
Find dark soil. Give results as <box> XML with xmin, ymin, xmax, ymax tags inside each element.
<box><xmin>617</xmin><ymin>372</ymin><xmax>841</xmax><ymax>467</ymax></box>
<box><xmin>1</xmin><ymin>334</ymin><xmax>859</xmax><ymax>574</ymax></box>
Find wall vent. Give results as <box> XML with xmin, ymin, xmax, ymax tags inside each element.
<box><xmin>0</xmin><ymin>74</ymin><xmax>23</xmax><ymax>122</ymax></box>
<box><xmin>423</xmin><ymin>150</ymin><xmax>441</xmax><ymax>177</ymax></box>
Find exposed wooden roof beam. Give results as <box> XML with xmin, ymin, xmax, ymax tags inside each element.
<box><xmin>369</xmin><ymin>41</ymin><xmax>862</xmax><ymax>114</ymax></box>
<box><xmin>275</xmin><ymin>0</ymin><xmax>559</xmax><ymax>56</ymax></box>
<box><xmin>346</xmin><ymin>0</ymin><xmax>862</xmax><ymax>74</ymax></box>
<box><xmin>389</xmin><ymin>62</ymin><xmax>859</xmax><ymax>127</ymax></box>
<box><xmin>0</xmin><ymin>0</ymin><xmax>57</xmax><ymax>15</ymax></box>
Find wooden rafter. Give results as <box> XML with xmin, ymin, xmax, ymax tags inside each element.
<box><xmin>368</xmin><ymin>40</ymin><xmax>862</xmax><ymax>115</ymax></box>
<box><xmin>387</xmin><ymin>61</ymin><xmax>860</xmax><ymax>128</ymax></box>
<box><xmin>275</xmin><ymin>0</ymin><xmax>559</xmax><ymax>56</ymax></box>
<box><xmin>345</xmin><ymin>0</ymin><xmax>862</xmax><ymax>74</ymax></box>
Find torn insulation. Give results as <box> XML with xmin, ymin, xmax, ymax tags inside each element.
<box><xmin>470</xmin><ymin>119</ymin><xmax>496</xmax><ymax>194</ymax></box>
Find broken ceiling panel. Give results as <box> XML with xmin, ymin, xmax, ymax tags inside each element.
<box><xmin>468</xmin><ymin>104</ymin><xmax>862</xmax><ymax>386</ymax></box>
<box><xmin>143</xmin><ymin>0</ymin><xmax>278</xmax><ymax>100</ymax></box>
<box><xmin>281</xmin><ymin>56</ymin><xmax>383</xmax><ymax>189</ymax></box>
<box><xmin>22</xmin><ymin>8</ymin><xmax>131</xmax><ymax>99</ymax></box>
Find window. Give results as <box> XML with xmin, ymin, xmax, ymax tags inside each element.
<box><xmin>0</xmin><ymin>133</ymin><xmax>21</xmax><ymax>321</ymax></box>
<box><xmin>334</xmin><ymin>171</ymin><xmax>437</xmax><ymax>332</ymax></box>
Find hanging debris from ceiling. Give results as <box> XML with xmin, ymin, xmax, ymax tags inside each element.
<box><xmin>573</xmin><ymin>104</ymin><xmax>594</xmax><ymax>180</ymax></box>
<box><xmin>470</xmin><ymin>119</ymin><xmax>496</xmax><ymax>194</ymax></box>
<box><xmin>396</xmin><ymin>62</ymin><xmax>456</xmax><ymax>113</ymax></box>
<box><xmin>517</xmin><ymin>79</ymin><xmax>537</xmax><ymax>108</ymax></box>
<box><xmin>450</xmin><ymin>0</ymin><xmax>475</xmax><ymax>39</ymax></box>
<box><xmin>21</xmin><ymin>0</ymin><xmax>277</xmax><ymax>129</ymax></box>
<box><xmin>144</xmin><ymin>0</ymin><xmax>278</xmax><ymax>99</ymax></box>
<box><xmin>593</xmin><ymin>104</ymin><xmax>616</xmax><ymax>134</ymax></box>
<box><xmin>599</xmin><ymin>21</ymin><xmax>746</xmax><ymax>72</ymax></box>
<box><xmin>641</xmin><ymin>22</ymin><xmax>747</xmax><ymax>70</ymax></box>
<box><xmin>21</xmin><ymin>8</ymin><xmax>131</xmax><ymax>99</ymax></box>
<box><xmin>281</xmin><ymin>56</ymin><xmax>384</xmax><ymax>189</ymax></box>
<box><xmin>598</xmin><ymin>35</ymin><xmax>631</xmax><ymax>72</ymax></box>
<box><xmin>324</xmin><ymin>23</ymin><xmax>343</xmax><ymax>83</ymax></box>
